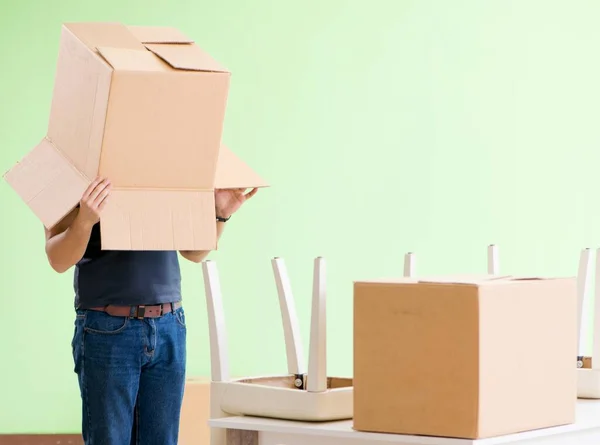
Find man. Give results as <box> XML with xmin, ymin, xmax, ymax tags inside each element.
<box><xmin>45</xmin><ymin>176</ymin><xmax>258</xmax><ymax>445</ymax></box>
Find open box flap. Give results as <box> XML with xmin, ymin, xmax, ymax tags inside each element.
<box><xmin>97</xmin><ymin>46</ymin><xmax>170</xmax><ymax>72</ymax></box>
<box><xmin>3</xmin><ymin>138</ymin><xmax>89</xmax><ymax>229</ymax></box>
<box><xmin>214</xmin><ymin>144</ymin><xmax>269</xmax><ymax>189</ymax></box>
<box><xmin>145</xmin><ymin>43</ymin><xmax>229</xmax><ymax>73</ymax></box>
<box><xmin>127</xmin><ymin>25</ymin><xmax>193</xmax><ymax>44</ymax></box>
<box><xmin>100</xmin><ymin>189</ymin><xmax>217</xmax><ymax>251</ymax></box>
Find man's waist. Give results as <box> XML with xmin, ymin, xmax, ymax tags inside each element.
<box><xmin>87</xmin><ymin>301</ymin><xmax>182</xmax><ymax>319</ymax></box>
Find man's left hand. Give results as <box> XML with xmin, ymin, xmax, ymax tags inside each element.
<box><xmin>215</xmin><ymin>188</ymin><xmax>258</xmax><ymax>219</ymax></box>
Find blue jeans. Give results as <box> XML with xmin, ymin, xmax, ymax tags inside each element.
<box><xmin>71</xmin><ymin>306</ymin><xmax>187</xmax><ymax>445</ymax></box>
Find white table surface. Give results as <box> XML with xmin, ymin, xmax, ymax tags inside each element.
<box><xmin>210</xmin><ymin>400</ymin><xmax>600</xmax><ymax>445</ymax></box>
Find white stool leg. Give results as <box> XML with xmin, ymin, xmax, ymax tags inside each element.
<box><xmin>404</xmin><ymin>252</ymin><xmax>416</xmax><ymax>278</ymax></box>
<box><xmin>592</xmin><ymin>249</ymin><xmax>600</xmax><ymax>368</ymax></box>
<box><xmin>272</xmin><ymin>257</ymin><xmax>306</xmax><ymax>387</ymax></box>
<box><xmin>307</xmin><ymin>257</ymin><xmax>327</xmax><ymax>393</ymax></box>
<box><xmin>576</xmin><ymin>249</ymin><xmax>592</xmax><ymax>363</ymax></box>
<box><xmin>487</xmin><ymin>244</ymin><xmax>499</xmax><ymax>275</ymax></box>
<box><xmin>202</xmin><ymin>260</ymin><xmax>231</xmax><ymax>445</ymax></box>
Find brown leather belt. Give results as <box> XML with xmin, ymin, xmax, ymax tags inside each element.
<box><xmin>88</xmin><ymin>301</ymin><xmax>182</xmax><ymax>319</ymax></box>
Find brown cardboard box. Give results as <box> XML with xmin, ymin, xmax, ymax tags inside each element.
<box><xmin>353</xmin><ymin>274</ymin><xmax>577</xmax><ymax>439</ymax></box>
<box><xmin>179</xmin><ymin>377</ymin><xmax>211</xmax><ymax>445</ymax></box>
<box><xmin>3</xmin><ymin>22</ymin><xmax>267</xmax><ymax>251</ymax></box>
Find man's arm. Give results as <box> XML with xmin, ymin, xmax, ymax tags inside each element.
<box><xmin>44</xmin><ymin>177</ymin><xmax>111</xmax><ymax>273</ymax></box>
<box><xmin>179</xmin><ymin>221</ymin><xmax>226</xmax><ymax>263</ymax></box>
<box><xmin>44</xmin><ymin>208</ymin><xmax>95</xmax><ymax>273</ymax></box>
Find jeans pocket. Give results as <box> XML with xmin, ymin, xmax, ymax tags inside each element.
<box><xmin>175</xmin><ymin>308</ymin><xmax>186</xmax><ymax>328</ymax></box>
<box><xmin>83</xmin><ymin>310</ymin><xmax>129</xmax><ymax>335</ymax></box>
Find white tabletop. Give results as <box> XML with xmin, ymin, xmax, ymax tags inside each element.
<box><xmin>209</xmin><ymin>400</ymin><xmax>600</xmax><ymax>444</ymax></box>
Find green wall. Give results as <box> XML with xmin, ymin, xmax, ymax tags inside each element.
<box><xmin>1</xmin><ymin>0</ymin><xmax>599</xmax><ymax>433</ymax></box>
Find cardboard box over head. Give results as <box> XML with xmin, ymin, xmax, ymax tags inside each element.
<box><xmin>353</xmin><ymin>274</ymin><xmax>577</xmax><ymax>439</ymax></box>
<box><xmin>3</xmin><ymin>22</ymin><xmax>268</xmax><ymax>251</ymax></box>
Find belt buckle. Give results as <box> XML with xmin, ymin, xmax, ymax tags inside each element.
<box><xmin>136</xmin><ymin>305</ymin><xmax>146</xmax><ymax>319</ymax></box>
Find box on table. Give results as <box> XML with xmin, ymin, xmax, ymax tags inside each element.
<box><xmin>353</xmin><ymin>274</ymin><xmax>577</xmax><ymax>439</ymax></box>
<box><xmin>3</xmin><ymin>22</ymin><xmax>267</xmax><ymax>251</ymax></box>
<box><xmin>179</xmin><ymin>377</ymin><xmax>211</xmax><ymax>445</ymax></box>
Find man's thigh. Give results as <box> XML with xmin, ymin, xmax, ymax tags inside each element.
<box><xmin>73</xmin><ymin>310</ymin><xmax>144</xmax><ymax>445</ymax></box>
<box><xmin>135</xmin><ymin>308</ymin><xmax>187</xmax><ymax>445</ymax></box>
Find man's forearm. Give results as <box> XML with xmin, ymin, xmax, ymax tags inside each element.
<box><xmin>45</xmin><ymin>216</ymin><xmax>94</xmax><ymax>273</ymax></box>
<box><xmin>179</xmin><ymin>221</ymin><xmax>226</xmax><ymax>263</ymax></box>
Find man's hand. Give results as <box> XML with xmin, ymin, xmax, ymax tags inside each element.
<box><xmin>179</xmin><ymin>188</ymin><xmax>259</xmax><ymax>264</ymax></box>
<box><xmin>44</xmin><ymin>177</ymin><xmax>110</xmax><ymax>273</ymax></box>
<box><xmin>76</xmin><ymin>177</ymin><xmax>111</xmax><ymax>229</ymax></box>
<box><xmin>214</xmin><ymin>188</ymin><xmax>258</xmax><ymax>219</ymax></box>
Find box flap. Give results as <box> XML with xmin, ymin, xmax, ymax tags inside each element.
<box><xmin>214</xmin><ymin>144</ymin><xmax>269</xmax><ymax>189</ymax></box>
<box><xmin>97</xmin><ymin>46</ymin><xmax>170</xmax><ymax>72</ymax></box>
<box><xmin>47</xmin><ymin>25</ymin><xmax>112</xmax><ymax>179</ymax></box>
<box><xmin>3</xmin><ymin>138</ymin><xmax>90</xmax><ymax>229</ymax></box>
<box><xmin>127</xmin><ymin>25</ymin><xmax>193</xmax><ymax>44</ymax></box>
<box><xmin>100</xmin><ymin>189</ymin><xmax>217</xmax><ymax>250</ymax></box>
<box><xmin>63</xmin><ymin>22</ymin><xmax>145</xmax><ymax>52</ymax></box>
<box><xmin>145</xmin><ymin>43</ymin><xmax>229</xmax><ymax>73</ymax></box>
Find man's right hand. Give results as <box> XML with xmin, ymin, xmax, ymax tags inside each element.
<box><xmin>76</xmin><ymin>177</ymin><xmax>111</xmax><ymax>229</ymax></box>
